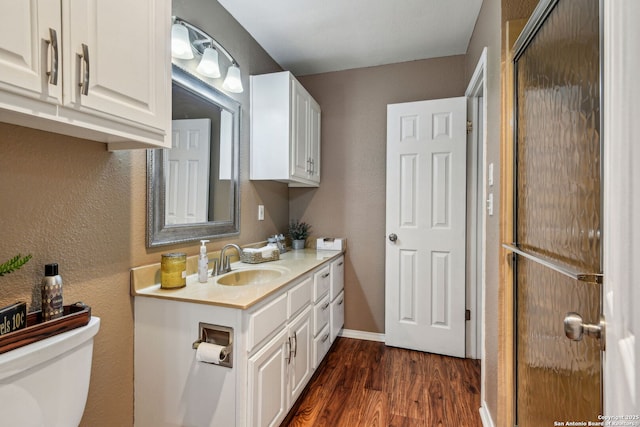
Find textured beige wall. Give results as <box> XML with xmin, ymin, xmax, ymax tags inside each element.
<box><xmin>0</xmin><ymin>1</ymin><xmax>284</xmax><ymax>425</ymax></box>
<box><xmin>292</xmin><ymin>56</ymin><xmax>467</xmax><ymax>334</ymax></box>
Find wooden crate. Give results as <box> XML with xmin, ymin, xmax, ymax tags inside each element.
<box><xmin>0</xmin><ymin>303</ymin><xmax>91</xmax><ymax>354</ymax></box>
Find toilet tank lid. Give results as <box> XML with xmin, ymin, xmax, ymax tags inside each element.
<box><xmin>0</xmin><ymin>316</ymin><xmax>100</xmax><ymax>381</ymax></box>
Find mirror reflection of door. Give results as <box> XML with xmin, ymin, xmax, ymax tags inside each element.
<box><xmin>166</xmin><ymin>119</ymin><xmax>211</xmax><ymax>225</ymax></box>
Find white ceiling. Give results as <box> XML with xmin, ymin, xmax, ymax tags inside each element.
<box><xmin>217</xmin><ymin>0</ymin><xmax>483</xmax><ymax>76</ymax></box>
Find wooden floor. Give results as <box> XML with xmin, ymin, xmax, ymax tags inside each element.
<box><xmin>282</xmin><ymin>337</ymin><xmax>482</xmax><ymax>427</ymax></box>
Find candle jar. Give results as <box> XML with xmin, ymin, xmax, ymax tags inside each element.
<box><xmin>161</xmin><ymin>252</ymin><xmax>187</xmax><ymax>289</ymax></box>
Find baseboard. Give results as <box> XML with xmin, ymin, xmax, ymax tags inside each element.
<box><xmin>339</xmin><ymin>328</ymin><xmax>385</xmax><ymax>342</ymax></box>
<box><xmin>479</xmin><ymin>402</ymin><xmax>495</xmax><ymax>427</ymax></box>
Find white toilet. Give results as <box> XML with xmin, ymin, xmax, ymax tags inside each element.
<box><xmin>0</xmin><ymin>316</ymin><xmax>100</xmax><ymax>427</ymax></box>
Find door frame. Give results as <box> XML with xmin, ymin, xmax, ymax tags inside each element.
<box><xmin>466</xmin><ymin>46</ymin><xmax>488</xmax><ymax>414</ymax></box>
<box><xmin>602</xmin><ymin>0</ymin><xmax>639</xmax><ymax>416</ymax></box>
<box><xmin>465</xmin><ymin>47</ymin><xmax>487</xmax><ymax>362</ymax></box>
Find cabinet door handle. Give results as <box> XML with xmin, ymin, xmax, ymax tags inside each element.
<box><xmin>321</xmin><ymin>301</ymin><xmax>330</xmax><ymax>311</ymax></box>
<box><xmin>46</xmin><ymin>28</ymin><xmax>59</xmax><ymax>85</ymax></box>
<box><xmin>338</xmin><ymin>262</ymin><xmax>344</xmax><ymax>267</ymax></box>
<box><xmin>321</xmin><ymin>272</ymin><xmax>330</xmax><ymax>279</ymax></box>
<box><xmin>309</xmin><ymin>158</ymin><xmax>314</xmax><ymax>174</ymax></box>
<box><xmin>321</xmin><ymin>333</ymin><xmax>330</xmax><ymax>343</ymax></box>
<box><xmin>338</xmin><ymin>298</ymin><xmax>344</xmax><ymax>306</ymax></box>
<box><xmin>292</xmin><ymin>331</ymin><xmax>298</xmax><ymax>358</ymax></box>
<box><xmin>285</xmin><ymin>336</ymin><xmax>292</xmax><ymax>364</ymax></box>
<box><xmin>78</xmin><ymin>43</ymin><xmax>90</xmax><ymax>96</ymax></box>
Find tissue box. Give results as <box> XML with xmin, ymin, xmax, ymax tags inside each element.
<box><xmin>316</xmin><ymin>237</ymin><xmax>346</xmax><ymax>251</ymax></box>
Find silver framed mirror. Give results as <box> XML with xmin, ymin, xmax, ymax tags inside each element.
<box><xmin>146</xmin><ymin>64</ymin><xmax>241</xmax><ymax>247</ymax></box>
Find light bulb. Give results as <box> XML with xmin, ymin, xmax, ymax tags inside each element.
<box><xmin>171</xmin><ymin>24</ymin><xmax>193</xmax><ymax>59</ymax></box>
<box><xmin>196</xmin><ymin>48</ymin><xmax>221</xmax><ymax>78</ymax></box>
<box><xmin>222</xmin><ymin>65</ymin><xmax>243</xmax><ymax>93</ymax></box>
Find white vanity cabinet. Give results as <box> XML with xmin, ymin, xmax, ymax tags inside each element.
<box><xmin>133</xmin><ymin>252</ymin><xmax>344</xmax><ymax>427</ymax></box>
<box><xmin>250</xmin><ymin>71</ymin><xmax>321</xmax><ymax>187</ymax></box>
<box><xmin>0</xmin><ymin>0</ymin><xmax>171</xmax><ymax>150</ymax></box>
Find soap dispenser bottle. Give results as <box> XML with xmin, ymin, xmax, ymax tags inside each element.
<box><xmin>198</xmin><ymin>240</ymin><xmax>210</xmax><ymax>283</ymax></box>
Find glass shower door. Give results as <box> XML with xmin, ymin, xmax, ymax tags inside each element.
<box><xmin>510</xmin><ymin>0</ymin><xmax>603</xmax><ymax>425</ymax></box>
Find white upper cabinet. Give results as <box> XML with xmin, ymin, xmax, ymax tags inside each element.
<box><xmin>250</xmin><ymin>71</ymin><xmax>321</xmax><ymax>187</ymax></box>
<box><xmin>0</xmin><ymin>0</ymin><xmax>171</xmax><ymax>149</ymax></box>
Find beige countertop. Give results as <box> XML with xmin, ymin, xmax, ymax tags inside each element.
<box><xmin>131</xmin><ymin>249</ymin><xmax>344</xmax><ymax>309</ymax></box>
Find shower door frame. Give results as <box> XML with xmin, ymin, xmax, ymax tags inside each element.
<box><xmin>508</xmin><ymin>0</ymin><xmax>605</xmax><ymax>423</ymax></box>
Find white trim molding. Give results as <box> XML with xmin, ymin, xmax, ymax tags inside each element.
<box><xmin>339</xmin><ymin>329</ymin><xmax>385</xmax><ymax>342</ymax></box>
<box><xmin>465</xmin><ymin>49</ymin><xmax>489</xmax><ymax>420</ymax></box>
<box><xmin>602</xmin><ymin>0</ymin><xmax>640</xmax><ymax>416</ymax></box>
<box><xmin>480</xmin><ymin>402</ymin><xmax>496</xmax><ymax>427</ymax></box>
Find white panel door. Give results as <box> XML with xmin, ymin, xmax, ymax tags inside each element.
<box><xmin>385</xmin><ymin>97</ymin><xmax>467</xmax><ymax>358</ymax></box>
<box><xmin>166</xmin><ymin>119</ymin><xmax>210</xmax><ymax>225</ymax></box>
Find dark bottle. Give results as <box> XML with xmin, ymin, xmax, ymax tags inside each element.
<box><xmin>41</xmin><ymin>263</ymin><xmax>63</xmax><ymax>321</ymax></box>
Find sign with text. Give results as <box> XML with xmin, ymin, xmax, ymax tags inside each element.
<box><xmin>0</xmin><ymin>302</ymin><xmax>27</xmax><ymax>336</ymax></box>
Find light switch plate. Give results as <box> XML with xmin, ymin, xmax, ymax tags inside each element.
<box><xmin>258</xmin><ymin>205</ymin><xmax>264</xmax><ymax>221</ymax></box>
<box><xmin>487</xmin><ymin>193</ymin><xmax>494</xmax><ymax>216</ymax></box>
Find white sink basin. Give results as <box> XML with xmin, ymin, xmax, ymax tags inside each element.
<box><xmin>217</xmin><ymin>268</ymin><xmax>284</xmax><ymax>286</ymax></box>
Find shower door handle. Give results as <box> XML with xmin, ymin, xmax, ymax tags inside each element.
<box><xmin>564</xmin><ymin>312</ymin><xmax>605</xmax><ymax>350</ymax></box>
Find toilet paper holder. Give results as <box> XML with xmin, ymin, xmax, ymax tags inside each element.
<box><xmin>192</xmin><ymin>322</ymin><xmax>233</xmax><ymax>368</ymax></box>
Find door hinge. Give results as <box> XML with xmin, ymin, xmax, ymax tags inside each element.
<box><xmin>466</xmin><ymin>120</ymin><xmax>473</xmax><ymax>134</ymax></box>
<box><xmin>465</xmin><ymin>309</ymin><xmax>471</xmax><ymax>321</ymax></box>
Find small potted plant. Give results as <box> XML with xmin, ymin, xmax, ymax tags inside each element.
<box><xmin>288</xmin><ymin>220</ymin><xmax>311</xmax><ymax>250</ymax></box>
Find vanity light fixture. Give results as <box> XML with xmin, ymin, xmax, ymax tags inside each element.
<box><xmin>171</xmin><ymin>17</ymin><xmax>244</xmax><ymax>93</ymax></box>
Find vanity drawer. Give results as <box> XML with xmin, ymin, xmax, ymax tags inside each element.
<box><xmin>247</xmin><ymin>292</ymin><xmax>288</xmax><ymax>352</ymax></box>
<box><xmin>288</xmin><ymin>276</ymin><xmax>312</xmax><ymax>319</ymax></box>
<box><xmin>330</xmin><ymin>256</ymin><xmax>344</xmax><ymax>300</ymax></box>
<box><xmin>330</xmin><ymin>290</ymin><xmax>345</xmax><ymax>343</ymax></box>
<box><xmin>313</xmin><ymin>294</ymin><xmax>331</xmax><ymax>336</ymax></box>
<box><xmin>313</xmin><ymin>266</ymin><xmax>331</xmax><ymax>302</ymax></box>
<box><xmin>313</xmin><ymin>324</ymin><xmax>332</xmax><ymax>369</ymax></box>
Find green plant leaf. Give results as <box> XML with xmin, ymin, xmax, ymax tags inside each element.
<box><xmin>0</xmin><ymin>254</ymin><xmax>33</xmax><ymax>277</ymax></box>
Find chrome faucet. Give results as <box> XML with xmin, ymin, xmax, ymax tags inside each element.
<box><xmin>216</xmin><ymin>244</ymin><xmax>243</xmax><ymax>275</ymax></box>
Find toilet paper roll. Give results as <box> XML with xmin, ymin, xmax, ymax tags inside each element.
<box><xmin>196</xmin><ymin>342</ymin><xmax>228</xmax><ymax>364</ymax></box>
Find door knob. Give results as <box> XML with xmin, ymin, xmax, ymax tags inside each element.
<box><xmin>388</xmin><ymin>233</ymin><xmax>398</xmax><ymax>242</ymax></box>
<box><xmin>564</xmin><ymin>312</ymin><xmax>605</xmax><ymax>350</ymax></box>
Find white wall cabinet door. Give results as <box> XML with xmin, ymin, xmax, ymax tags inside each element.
<box><xmin>288</xmin><ymin>306</ymin><xmax>312</xmax><ymax>406</ymax></box>
<box><xmin>248</xmin><ymin>329</ymin><xmax>289</xmax><ymax>427</ymax></box>
<box><xmin>308</xmin><ymin>100</ymin><xmax>321</xmax><ymax>183</ymax></box>
<box><xmin>291</xmin><ymin>80</ymin><xmax>310</xmax><ymax>181</ymax></box>
<box><xmin>0</xmin><ymin>0</ymin><xmax>62</xmax><ymax>105</ymax></box>
<box><xmin>289</xmin><ymin>79</ymin><xmax>321</xmax><ymax>186</ymax></box>
<box><xmin>63</xmin><ymin>0</ymin><xmax>169</xmax><ymax>132</ymax></box>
